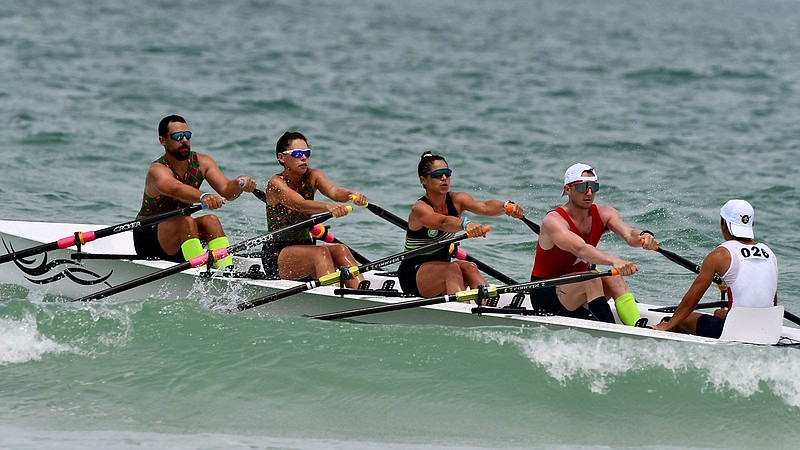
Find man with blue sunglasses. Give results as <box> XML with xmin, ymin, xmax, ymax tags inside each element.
<box><xmin>529</xmin><ymin>163</ymin><xmax>657</xmax><ymax>326</ymax></box>
<box><xmin>133</xmin><ymin>114</ymin><xmax>257</xmax><ymax>268</ymax></box>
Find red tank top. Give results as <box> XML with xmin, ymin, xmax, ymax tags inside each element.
<box><xmin>531</xmin><ymin>204</ymin><xmax>606</xmax><ymax>278</ymax></box>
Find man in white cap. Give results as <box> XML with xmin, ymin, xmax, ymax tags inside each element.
<box><xmin>530</xmin><ymin>163</ymin><xmax>656</xmax><ymax>326</ymax></box>
<box><xmin>654</xmin><ymin>199</ymin><xmax>778</xmax><ymax>338</ymax></box>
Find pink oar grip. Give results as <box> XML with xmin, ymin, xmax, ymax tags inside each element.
<box><xmin>310</xmin><ymin>225</ymin><xmax>335</xmax><ymax>243</ymax></box>
<box><xmin>454</xmin><ymin>248</ymin><xmax>467</xmax><ymax>260</ymax></box>
<box><xmin>56</xmin><ymin>231</ymin><xmax>98</xmax><ymax>249</ymax></box>
<box><xmin>188</xmin><ymin>253</ymin><xmax>209</xmax><ymax>268</ymax></box>
<box><xmin>56</xmin><ymin>236</ymin><xmax>76</xmax><ymax>249</ymax></box>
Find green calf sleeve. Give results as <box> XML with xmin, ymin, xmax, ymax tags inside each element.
<box><xmin>614</xmin><ymin>292</ymin><xmax>640</xmax><ymax>326</ymax></box>
<box><xmin>208</xmin><ymin>236</ymin><xmax>232</xmax><ymax>269</ymax></box>
<box><xmin>181</xmin><ymin>238</ymin><xmax>205</xmax><ymax>262</ymax></box>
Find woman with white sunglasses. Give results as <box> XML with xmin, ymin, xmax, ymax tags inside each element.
<box><xmin>261</xmin><ymin>131</ymin><xmax>367</xmax><ymax>287</ymax></box>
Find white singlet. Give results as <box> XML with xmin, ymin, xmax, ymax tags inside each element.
<box><xmin>718</xmin><ymin>240</ymin><xmax>778</xmax><ymax>308</ymax></box>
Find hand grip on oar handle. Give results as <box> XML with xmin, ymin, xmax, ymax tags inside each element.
<box><xmin>466</xmin><ymin>225</ymin><xmax>491</xmax><ymax>238</ymax></box>
<box><xmin>504</xmin><ymin>203</ymin><xmax>515</xmax><ymax>214</ymax></box>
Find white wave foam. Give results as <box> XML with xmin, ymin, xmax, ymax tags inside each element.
<box><xmin>478</xmin><ymin>328</ymin><xmax>800</xmax><ymax>407</ymax></box>
<box><xmin>0</xmin><ymin>313</ymin><xmax>72</xmax><ymax>365</ymax></box>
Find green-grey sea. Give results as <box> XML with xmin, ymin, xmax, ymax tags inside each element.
<box><xmin>2</xmin><ymin>0</ymin><xmax>799</xmax><ymax>448</ymax></box>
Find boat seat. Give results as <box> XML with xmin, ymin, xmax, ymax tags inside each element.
<box><xmin>718</xmin><ymin>306</ymin><xmax>784</xmax><ymax>345</ymax></box>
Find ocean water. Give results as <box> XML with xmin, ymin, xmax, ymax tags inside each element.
<box><xmin>1</xmin><ymin>0</ymin><xmax>800</xmax><ymax>448</ymax></box>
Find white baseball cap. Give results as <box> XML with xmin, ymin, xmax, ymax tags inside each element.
<box><xmin>720</xmin><ymin>199</ymin><xmax>754</xmax><ymax>239</ymax></box>
<box><xmin>562</xmin><ymin>163</ymin><xmax>598</xmax><ymax>195</ymax></box>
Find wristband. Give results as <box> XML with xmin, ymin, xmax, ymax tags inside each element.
<box><xmin>199</xmin><ymin>192</ymin><xmax>211</xmax><ymax>202</ymax></box>
<box><xmin>503</xmin><ymin>200</ymin><xmax>515</xmax><ymax>208</ymax></box>
<box><xmin>461</xmin><ymin>216</ymin><xmax>471</xmax><ymax>231</ymax></box>
<box><xmin>639</xmin><ymin>230</ymin><xmax>654</xmax><ymax>237</ymax></box>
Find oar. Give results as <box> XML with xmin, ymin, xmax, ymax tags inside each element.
<box><xmin>235</xmin><ymin>226</ymin><xmax>490</xmax><ymax>311</ymax></box>
<box><xmin>363</xmin><ymin>202</ymin><xmax>518</xmax><ymax>284</ymax></box>
<box><xmin>0</xmin><ymin>204</ymin><xmax>205</xmax><ymax>265</ymax></box>
<box><xmin>74</xmin><ymin>211</ymin><xmax>340</xmax><ymax>302</ymax></box>
<box><xmin>651</xmin><ymin>244</ymin><xmax>724</xmax><ymax>286</ymax></box>
<box><xmin>502</xmin><ymin>204</ymin><xmax>541</xmax><ymax>235</ymax></box>
<box><xmin>519</xmin><ymin>216</ymin><xmax>541</xmax><ymax>234</ymax></box>
<box><xmin>651</xmin><ymin>243</ymin><xmax>727</xmax><ymax>303</ymax></box>
<box><xmin>252</xmin><ymin>189</ymin><xmax>371</xmax><ymax>264</ymax></box>
<box><xmin>648</xmin><ymin>301</ymin><xmax>727</xmax><ymax>314</ymax></box>
<box><xmin>311</xmin><ymin>269</ymin><xmax>619</xmax><ymax>321</ymax></box>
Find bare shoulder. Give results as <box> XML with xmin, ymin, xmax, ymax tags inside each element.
<box><xmin>595</xmin><ymin>203</ymin><xmax>621</xmax><ymax>218</ymax></box>
<box><xmin>195</xmin><ymin>152</ymin><xmax>216</xmax><ymax>166</ymax></box>
<box><xmin>542</xmin><ymin>209</ymin><xmax>566</xmax><ymax>224</ymax></box>
<box><xmin>267</xmin><ymin>174</ymin><xmax>286</xmax><ymax>188</ymax></box>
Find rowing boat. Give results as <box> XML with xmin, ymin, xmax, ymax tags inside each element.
<box><xmin>1</xmin><ymin>219</ymin><xmax>799</xmax><ymax>347</ymax></box>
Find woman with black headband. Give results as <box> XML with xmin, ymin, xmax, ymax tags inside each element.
<box><xmin>396</xmin><ymin>151</ymin><xmax>524</xmax><ymax>302</ymax></box>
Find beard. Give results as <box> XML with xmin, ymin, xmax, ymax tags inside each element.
<box><xmin>168</xmin><ymin>145</ymin><xmax>190</xmax><ymax>161</ymax></box>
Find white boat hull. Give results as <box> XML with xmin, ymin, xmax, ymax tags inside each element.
<box><xmin>2</xmin><ymin>219</ymin><xmax>799</xmax><ymax>347</ymax></box>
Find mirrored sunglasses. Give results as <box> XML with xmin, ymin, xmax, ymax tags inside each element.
<box><xmin>169</xmin><ymin>131</ymin><xmax>192</xmax><ymax>141</ymax></box>
<box><xmin>281</xmin><ymin>149</ymin><xmax>312</xmax><ymax>158</ymax></box>
<box><xmin>572</xmin><ymin>181</ymin><xmax>600</xmax><ymax>193</ymax></box>
<box><xmin>429</xmin><ymin>168</ymin><xmax>452</xmax><ymax>178</ymax></box>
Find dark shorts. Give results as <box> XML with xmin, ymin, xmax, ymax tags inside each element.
<box><xmin>397</xmin><ymin>261</ymin><xmax>423</xmax><ymax>297</ymax></box>
<box><xmin>529</xmin><ymin>276</ymin><xmax>593</xmax><ymax>319</ymax></box>
<box><xmin>696</xmin><ymin>314</ymin><xmax>725</xmax><ymax>339</ymax></box>
<box><xmin>132</xmin><ymin>224</ymin><xmax>184</xmax><ymax>263</ymax></box>
<box><xmin>260</xmin><ymin>238</ymin><xmax>313</xmax><ymax>280</ymax></box>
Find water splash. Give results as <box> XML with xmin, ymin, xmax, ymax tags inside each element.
<box><xmin>0</xmin><ymin>313</ymin><xmax>71</xmax><ymax>365</ymax></box>
<box><xmin>478</xmin><ymin>328</ymin><xmax>800</xmax><ymax>407</ymax></box>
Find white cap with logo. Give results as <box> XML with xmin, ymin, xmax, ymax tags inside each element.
<box><xmin>562</xmin><ymin>163</ymin><xmax>597</xmax><ymax>195</ymax></box>
<box><xmin>720</xmin><ymin>199</ymin><xmax>754</xmax><ymax>239</ymax></box>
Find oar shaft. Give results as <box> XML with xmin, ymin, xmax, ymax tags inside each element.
<box><xmin>312</xmin><ymin>296</ymin><xmax>451</xmax><ymax>320</ymax></box>
<box><xmin>365</xmin><ymin>203</ymin><xmax>407</xmax><ymax>229</ymax></box>
<box><xmin>0</xmin><ymin>204</ymin><xmax>204</xmax><ymax>265</ymax></box>
<box><xmin>76</xmin><ymin>261</ymin><xmax>193</xmax><ymax>302</ymax></box>
<box><xmin>236</xmin><ymin>282</ymin><xmax>314</xmax><ymax>311</ymax></box>
<box><xmin>312</xmin><ymin>269</ymin><xmax>616</xmax><ymax>321</ymax></box>
<box><xmin>655</xmin><ymin>246</ymin><xmax>724</xmax><ymax>285</ymax></box>
<box><xmin>648</xmin><ymin>301</ymin><xmax>727</xmax><ymax>314</ymax></box>
<box><xmin>520</xmin><ymin>216</ymin><xmax>541</xmax><ymax>234</ymax></box>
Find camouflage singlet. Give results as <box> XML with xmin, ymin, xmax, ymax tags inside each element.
<box><xmin>266</xmin><ymin>173</ymin><xmax>316</xmax><ymax>245</ymax></box>
<box><xmin>136</xmin><ymin>152</ymin><xmax>203</xmax><ymax>219</ymax></box>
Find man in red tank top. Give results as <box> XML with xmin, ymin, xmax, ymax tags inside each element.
<box><xmin>530</xmin><ymin>163</ymin><xmax>657</xmax><ymax>326</ymax></box>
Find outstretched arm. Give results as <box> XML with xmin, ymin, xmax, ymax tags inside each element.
<box><xmin>200</xmin><ymin>153</ymin><xmax>256</xmax><ymax>200</ymax></box>
<box><xmin>453</xmin><ymin>192</ymin><xmax>524</xmax><ymax>218</ymax></box>
<box><xmin>601</xmin><ymin>205</ymin><xmax>657</xmax><ymax>250</ymax></box>
<box><xmin>313</xmin><ymin>169</ymin><xmax>367</xmax><ymax>206</ymax></box>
